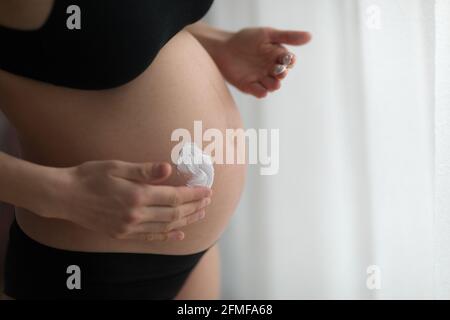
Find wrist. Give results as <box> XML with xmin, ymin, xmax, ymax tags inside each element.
<box><xmin>187</xmin><ymin>22</ymin><xmax>234</xmax><ymax>63</ymax></box>
<box><xmin>12</xmin><ymin>161</ymin><xmax>75</xmax><ymax>220</ymax></box>
<box><xmin>29</xmin><ymin>165</ymin><xmax>75</xmax><ymax>220</ymax></box>
<box><xmin>203</xmin><ymin>29</ymin><xmax>234</xmax><ymax>60</ymax></box>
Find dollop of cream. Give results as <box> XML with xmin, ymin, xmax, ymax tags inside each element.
<box><xmin>176</xmin><ymin>143</ymin><xmax>214</xmax><ymax>188</ymax></box>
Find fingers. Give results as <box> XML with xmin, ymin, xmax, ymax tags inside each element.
<box><xmin>260</xmin><ymin>51</ymin><xmax>292</xmax><ymax>92</ymax></box>
<box><xmin>241</xmin><ymin>28</ymin><xmax>311</xmax><ymax>98</ymax></box>
<box><xmin>139</xmin><ymin>197</ymin><xmax>211</xmax><ymax>222</ymax></box>
<box><xmin>266</xmin><ymin>32</ymin><xmax>302</xmax><ymax>83</ymax></box>
<box><xmin>269</xmin><ymin>29</ymin><xmax>312</xmax><ymax>46</ymax></box>
<box><xmin>270</xmin><ymin>50</ymin><xmax>296</xmax><ymax>77</ymax></box>
<box><xmin>122</xmin><ymin>229</ymin><xmax>185</xmax><ymax>241</ymax></box>
<box><xmin>279</xmin><ymin>52</ymin><xmax>296</xmax><ymax>69</ymax></box>
<box><xmin>271</xmin><ymin>64</ymin><xmax>288</xmax><ymax>79</ymax></box>
<box><xmin>257</xmin><ymin>64</ymin><xmax>286</xmax><ymax>94</ymax></box>
<box><xmin>246</xmin><ymin>82</ymin><xmax>268</xmax><ymax>98</ymax></box>
<box><xmin>265</xmin><ymin>50</ymin><xmax>296</xmax><ymax>88</ymax></box>
<box><xmin>110</xmin><ymin>161</ymin><xmax>172</xmax><ymax>184</ymax></box>
<box><xmin>260</xmin><ymin>76</ymin><xmax>281</xmax><ymax>92</ymax></box>
<box><xmin>146</xmin><ymin>185</ymin><xmax>212</xmax><ymax>206</ymax></box>
<box><xmin>115</xmin><ymin>192</ymin><xmax>211</xmax><ymax>242</ymax></box>
<box><xmin>132</xmin><ymin>209</ymin><xmax>206</xmax><ymax>234</ymax></box>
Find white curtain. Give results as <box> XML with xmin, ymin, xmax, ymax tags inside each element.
<box><xmin>435</xmin><ymin>0</ymin><xmax>450</xmax><ymax>300</ymax></box>
<box><xmin>206</xmin><ymin>0</ymin><xmax>449</xmax><ymax>299</ymax></box>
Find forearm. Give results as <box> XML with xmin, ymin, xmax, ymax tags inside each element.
<box><xmin>185</xmin><ymin>21</ymin><xmax>233</xmax><ymax>61</ymax></box>
<box><xmin>0</xmin><ymin>151</ymin><xmax>66</xmax><ymax>218</ymax></box>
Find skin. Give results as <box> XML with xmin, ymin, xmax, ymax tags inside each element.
<box><xmin>0</xmin><ymin>0</ymin><xmax>311</xmax><ymax>299</ymax></box>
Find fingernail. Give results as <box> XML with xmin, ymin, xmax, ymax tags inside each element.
<box><xmin>177</xmin><ymin>232</ymin><xmax>185</xmax><ymax>240</ymax></box>
<box><xmin>170</xmin><ymin>232</ymin><xmax>184</xmax><ymax>240</ymax></box>
<box><xmin>204</xmin><ymin>198</ymin><xmax>211</xmax><ymax>206</ymax></box>
<box><xmin>273</xmin><ymin>64</ymin><xmax>287</xmax><ymax>75</ymax></box>
<box><xmin>282</xmin><ymin>53</ymin><xmax>294</xmax><ymax>66</ymax></box>
<box><xmin>199</xmin><ymin>210</ymin><xmax>206</xmax><ymax>219</ymax></box>
<box><xmin>152</xmin><ymin>163</ymin><xmax>168</xmax><ymax>178</ymax></box>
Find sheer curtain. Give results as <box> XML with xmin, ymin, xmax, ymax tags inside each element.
<box><xmin>206</xmin><ymin>0</ymin><xmax>449</xmax><ymax>299</ymax></box>
<box><xmin>435</xmin><ymin>0</ymin><xmax>450</xmax><ymax>300</ymax></box>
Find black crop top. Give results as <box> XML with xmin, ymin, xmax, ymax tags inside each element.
<box><xmin>0</xmin><ymin>0</ymin><xmax>214</xmax><ymax>90</ymax></box>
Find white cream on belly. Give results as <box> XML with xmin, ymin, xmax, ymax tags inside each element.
<box><xmin>176</xmin><ymin>142</ymin><xmax>215</xmax><ymax>188</ymax></box>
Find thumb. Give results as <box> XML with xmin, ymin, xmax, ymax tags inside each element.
<box><xmin>269</xmin><ymin>29</ymin><xmax>312</xmax><ymax>46</ymax></box>
<box><xmin>111</xmin><ymin>161</ymin><xmax>172</xmax><ymax>184</ymax></box>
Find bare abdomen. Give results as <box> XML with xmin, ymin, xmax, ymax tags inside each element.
<box><xmin>0</xmin><ymin>30</ymin><xmax>246</xmax><ymax>255</ymax></box>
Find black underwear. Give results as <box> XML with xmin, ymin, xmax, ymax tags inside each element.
<box><xmin>3</xmin><ymin>219</ymin><xmax>208</xmax><ymax>300</ymax></box>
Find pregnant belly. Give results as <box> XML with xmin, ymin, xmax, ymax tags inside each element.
<box><xmin>0</xmin><ymin>30</ymin><xmax>246</xmax><ymax>255</ymax></box>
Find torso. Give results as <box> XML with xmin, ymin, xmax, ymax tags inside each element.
<box><xmin>0</xmin><ymin>0</ymin><xmax>246</xmax><ymax>255</ymax></box>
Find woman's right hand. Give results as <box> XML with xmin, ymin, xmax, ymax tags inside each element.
<box><xmin>39</xmin><ymin>160</ymin><xmax>212</xmax><ymax>241</ymax></box>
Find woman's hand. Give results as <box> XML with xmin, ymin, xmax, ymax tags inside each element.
<box><xmin>214</xmin><ymin>27</ymin><xmax>311</xmax><ymax>98</ymax></box>
<box><xmin>40</xmin><ymin>160</ymin><xmax>212</xmax><ymax>241</ymax></box>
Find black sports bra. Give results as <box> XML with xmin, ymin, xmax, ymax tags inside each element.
<box><xmin>0</xmin><ymin>0</ymin><xmax>214</xmax><ymax>90</ymax></box>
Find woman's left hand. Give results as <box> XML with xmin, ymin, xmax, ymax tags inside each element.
<box><xmin>215</xmin><ymin>27</ymin><xmax>311</xmax><ymax>98</ymax></box>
